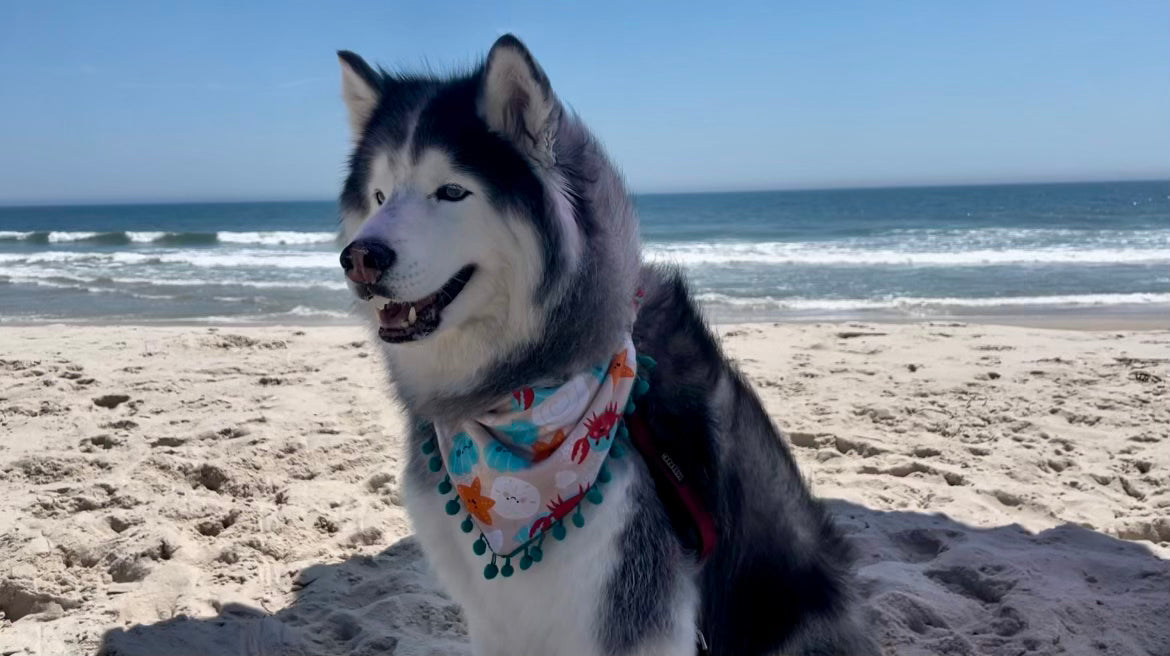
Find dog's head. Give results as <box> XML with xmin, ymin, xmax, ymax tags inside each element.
<box><xmin>337</xmin><ymin>35</ymin><xmax>640</xmax><ymax>418</ymax></box>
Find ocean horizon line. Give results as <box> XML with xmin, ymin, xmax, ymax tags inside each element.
<box><xmin>1</xmin><ymin>177</ymin><xmax>1166</xmax><ymax>210</ymax></box>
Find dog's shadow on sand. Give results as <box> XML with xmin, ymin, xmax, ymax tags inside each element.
<box><xmin>97</xmin><ymin>501</ymin><xmax>1169</xmax><ymax>656</ymax></box>
<box><xmin>97</xmin><ymin>536</ymin><xmax>469</xmax><ymax>656</ymax></box>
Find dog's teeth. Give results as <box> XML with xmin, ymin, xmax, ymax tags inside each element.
<box><xmin>408</xmin><ymin>305</ymin><xmax>417</xmax><ymax>325</ymax></box>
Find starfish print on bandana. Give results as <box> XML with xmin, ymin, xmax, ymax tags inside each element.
<box><xmin>531</xmin><ymin>428</ymin><xmax>567</xmax><ymax>463</ymax></box>
<box><xmin>608</xmin><ymin>350</ymin><xmax>635</xmax><ymax>390</ymax></box>
<box><xmin>458</xmin><ymin>477</ymin><xmax>496</xmax><ymax>525</ymax></box>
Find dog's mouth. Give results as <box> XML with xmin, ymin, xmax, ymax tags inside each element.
<box><xmin>372</xmin><ymin>265</ymin><xmax>476</xmax><ymax>343</ymax></box>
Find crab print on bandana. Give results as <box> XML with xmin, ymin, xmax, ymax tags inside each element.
<box><xmin>433</xmin><ymin>336</ymin><xmax>637</xmax><ymax>557</ymax></box>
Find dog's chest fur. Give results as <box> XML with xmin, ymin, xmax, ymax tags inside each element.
<box><xmin>404</xmin><ymin>440</ymin><xmax>698</xmax><ymax>656</ymax></box>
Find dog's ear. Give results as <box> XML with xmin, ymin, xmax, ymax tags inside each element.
<box><xmin>478</xmin><ymin>35</ymin><xmax>560</xmax><ymax>168</ymax></box>
<box><xmin>337</xmin><ymin>50</ymin><xmax>382</xmax><ymax>140</ymax></box>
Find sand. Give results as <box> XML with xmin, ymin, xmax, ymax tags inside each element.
<box><xmin>0</xmin><ymin>322</ymin><xmax>1166</xmax><ymax>655</ymax></box>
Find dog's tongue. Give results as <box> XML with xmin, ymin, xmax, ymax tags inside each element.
<box><xmin>376</xmin><ymin>293</ymin><xmax>442</xmax><ymax>330</ymax></box>
<box><xmin>377</xmin><ymin>302</ymin><xmax>411</xmax><ymax>327</ymax></box>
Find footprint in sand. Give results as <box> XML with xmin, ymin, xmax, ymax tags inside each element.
<box><xmin>196</xmin><ymin>510</ymin><xmax>241</xmax><ymax>537</ymax></box>
<box><xmin>868</xmin><ymin>590</ymin><xmax>951</xmax><ymax>635</ymax></box>
<box><xmin>106</xmin><ymin>515</ymin><xmax>141</xmax><ymax>533</ymax></box>
<box><xmin>93</xmin><ymin>394</ymin><xmax>131</xmax><ymax>409</ymax></box>
<box><xmin>0</xmin><ymin>579</ymin><xmax>82</xmax><ymax>621</ymax></box>
<box><xmin>924</xmin><ymin>563</ymin><xmax>1017</xmax><ymax>604</ymax></box>
<box><xmin>79</xmin><ymin>435</ymin><xmax>124</xmax><ymax>452</ymax></box>
<box><xmin>890</xmin><ymin>528</ymin><xmax>962</xmax><ymax>563</ymax></box>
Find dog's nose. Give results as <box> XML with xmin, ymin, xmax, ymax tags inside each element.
<box><xmin>340</xmin><ymin>239</ymin><xmax>396</xmax><ymax>284</ymax></box>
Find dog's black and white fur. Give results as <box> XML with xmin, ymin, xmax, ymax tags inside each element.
<box><xmin>336</xmin><ymin>35</ymin><xmax>875</xmax><ymax>656</ymax></box>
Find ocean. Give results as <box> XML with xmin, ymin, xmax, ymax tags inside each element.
<box><xmin>1</xmin><ymin>181</ymin><xmax>1167</xmax><ymax>325</ymax></box>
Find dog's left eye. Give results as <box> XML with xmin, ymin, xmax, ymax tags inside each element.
<box><xmin>434</xmin><ymin>184</ymin><xmax>471</xmax><ymax>202</ymax></box>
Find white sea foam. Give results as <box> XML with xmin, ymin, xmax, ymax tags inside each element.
<box><xmin>8</xmin><ymin>226</ymin><xmax>1167</xmax><ymax>254</ymax></box>
<box><xmin>281</xmin><ymin>306</ymin><xmax>351</xmax><ymax>318</ymax></box>
<box><xmin>143</xmin><ymin>249</ymin><xmax>338</xmax><ymax>269</ymax></box>
<box><xmin>694</xmin><ymin>292</ymin><xmax>1170</xmax><ymax>311</ymax></box>
<box><xmin>6</xmin><ymin>241</ymin><xmax>1166</xmax><ymax>270</ymax></box>
<box><xmin>645</xmin><ymin>242</ymin><xmax>1170</xmax><ymax>266</ymax></box>
<box><xmin>125</xmin><ymin>231</ymin><xmax>168</xmax><ymax>242</ymax></box>
<box><xmin>216</xmin><ymin>231</ymin><xmax>337</xmax><ymax>245</ymax></box>
<box><xmin>0</xmin><ymin>249</ymin><xmax>337</xmax><ymax>269</ymax></box>
<box><xmin>886</xmin><ymin>226</ymin><xmax>1170</xmax><ymax>241</ymax></box>
<box><xmin>0</xmin><ymin>267</ymin><xmax>348</xmax><ymax>291</ymax></box>
<box><xmin>47</xmin><ymin>231</ymin><xmax>100</xmax><ymax>242</ymax></box>
<box><xmin>190</xmin><ymin>307</ymin><xmax>352</xmax><ymax>323</ymax></box>
<box><xmin>0</xmin><ymin>230</ymin><xmax>337</xmax><ymax>244</ymax></box>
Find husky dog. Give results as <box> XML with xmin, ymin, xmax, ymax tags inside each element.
<box><xmin>335</xmin><ymin>35</ymin><xmax>875</xmax><ymax>656</ymax></box>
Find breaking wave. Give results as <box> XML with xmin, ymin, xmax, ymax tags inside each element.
<box><xmin>0</xmin><ymin>230</ymin><xmax>336</xmax><ymax>246</ymax></box>
<box><xmin>0</xmin><ymin>270</ymin><xmax>348</xmax><ymax>292</ymax></box>
<box><xmin>0</xmin><ymin>249</ymin><xmax>337</xmax><ymax>269</ymax></box>
<box><xmin>695</xmin><ymin>292</ymin><xmax>1170</xmax><ymax>311</ymax></box>
<box><xmin>645</xmin><ymin>242</ymin><xmax>1170</xmax><ymax>266</ymax></box>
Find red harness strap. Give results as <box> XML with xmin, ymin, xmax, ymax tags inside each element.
<box><xmin>625</xmin><ymin>407</ymin><xmax>717</xmax><ymax>560</ymax></box>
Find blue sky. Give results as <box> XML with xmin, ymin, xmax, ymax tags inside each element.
<box><xmin>0</xmin><ymin>1</ymin><xmax>1167</xmax><ymax>204</ymax></box>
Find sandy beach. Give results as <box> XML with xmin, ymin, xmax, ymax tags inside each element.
<box><xmin>1</xmin><ymin>321</ymin><xmax>1167</xmax><ymax>655</ymax></box>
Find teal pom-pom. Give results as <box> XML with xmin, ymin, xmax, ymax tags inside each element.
<box><xmin>617</xmin><ymin>423</ymin><xmax>629</xmax><ymax>440</ymax></box>
<box><xmin>625</xmin><ymin>400</ymin><xmax>636</xmax><ymax>415</ymax></box>
<box><xmin>519</xmin><ymin>554</ymin><xmax>533</xmax><ymax>570</ymax></box>
<box><xmin>633</xmin><ymin>377</ymin><xmax>650</xmax><ymax>398</ymax></box>
<box><xmin>484</xmin><ymin>562</ymin><xmax>499</xmax><ymax>580</ymax></box>
<box><xmin>445</xmin><ymin>498</ymin><xmax>460</xmax><ymax>515</ymax></box>
<box><xmin>552</xmin><ymin>522</ymin><xmax>567</xmax><ymax>541</ymax></box>
<box><xmin>598</xmin><ymin>464</ymin><xmax>612</xmax><ymax>484</ymax></box>
<box><xmin>473</xmin><ymin>536</ymin><xmax>487</xmax><ymax>556</ymax></box>
<box><xmin>501</xmin><ymin>559</ymin><xmax>514</xmax><ymax>577</ymax></box>
<box><xmin>460</xmin><ymin>516</ymin><xmax>474</xmax><ymax>533</ymax></box>
<box><xmin>611</xmin><ymin>442</ymin><xmax>626</xmax><ymax>458</ymax></box>
<box><xmin>530</xmin><ymin>546</ymin><xmax>543</xmax><ymax>562</ymax></box>
<box><xmin>437</xmin><ymin>477</ymin><xmax>452</xmax><ymax>494</ymax></box>
<box><xmin>421</xmin><ymin>439</ymin><xmax>436</xmax><ymax>455</ymax></box>
<box><xmin>636</xmin><ymin>354</ymin><xmax>656</xmax><ymax>370</ymax></box>
<box><xmin>428</xmin><ymin>456</ymin><xmax>442</xmax><ymax>472</ymax></box>
<box><xmin>587</xmin><ymin>486</ymin><xmax>603</xmax><ymax>504</ymax></box>
<box><xmin>572</xmin><ymin>510</ymin><xmax>585</xmax><ymax>528</ymax></box>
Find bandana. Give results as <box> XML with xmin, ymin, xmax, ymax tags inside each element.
<box><xmin>420</xmin><ymin>336</ymin><xmax>644</xmax><ymax>579</ymax></box>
